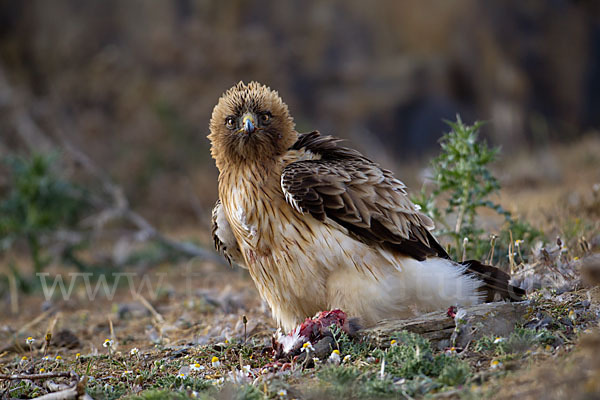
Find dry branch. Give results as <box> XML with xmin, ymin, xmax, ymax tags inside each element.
<box><xmin>0</xmin><ymin>372</ymin><xmax>73</xmax><ymax>381</ymax></box>
<box><xmin>0</xmin><ymin>62</ymin><xmax>223</xmax><ymax>266</ymax></box>
<box><xmin>363</xmin><ymin>301</ymin><xmax>530</xmax><ymax>347</ymax></box>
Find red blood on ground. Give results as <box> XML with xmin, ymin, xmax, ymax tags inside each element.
<box><xmin>447</xmin><ymin>306</ymin><xmax>457</xmax><ymax>318</ymax></box>
<box><xmin>298</xmin><ymin>309</ymin><xmax>349</xmax><ymax>342</ymax></box>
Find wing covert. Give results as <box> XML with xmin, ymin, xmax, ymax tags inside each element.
<box><xmin>281</xmin><ymin>132</ymin><xmax>448</xmax><ymax>261</ymax></box>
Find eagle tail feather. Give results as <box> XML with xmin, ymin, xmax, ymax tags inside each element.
<box><xmin>461</xmin><ymin>259</ymin><xmax>526</xmax><ymax>302</ymax></box>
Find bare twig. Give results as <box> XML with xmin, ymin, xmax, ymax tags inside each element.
<box><xmin>0</xmin><ymin>371</ymin><xmax>73</xmax><ymax>380</ymax></box>
<box><xmin>33</xmin><ymin>387</ymin><xmax>91</xmax><ymax>400</ymax></box>
<box><xmin>54</xmin><ymin>127</ymin><xmax>223</xmax><ymax>263</ymax></box>
<box><xmin>133</xmin><ymin>292</ymin><xmax>165</xmax><ymax>324</ymax></box>
<box><xmin>0</xmin><ymin>62</ymin><xmax>224</xmax><ymax>266</ymax></box>
<box><xmin>41</xmin><ymin>312</ymin><xmax>61</xmax><ymax>356</ymax></box>
<box><xmin>45</xmin><ymin>381</ymin><xmax>71</xmax><ymax>392</ymax></box>
<box><xmin>8</xmin><ymin>270</ymin><xmax>18</xmax><ymax>315</ymax></box>
<box><xmin>30</xmin><ymin>376</ymin><xmax>92</xmax><ymax>400</ymax></box>
<box><xmin>16</xmin><ymin>308</ymin><xmax>55</xmax><ymax>337</ymax></box>
<box><xmin>487</xmin><ymin>234</ymin><xmax>497</xmax><ymax>265</ymax></box>
<box><xmin>108</xmin><ymin>317</ymin><xmax>117</xmax><ymax>351</ymax></box>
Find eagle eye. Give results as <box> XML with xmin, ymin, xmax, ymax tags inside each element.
<box><xmin>225</xmin><ymin>116</ymin><xmax>236</xmax><ymax>130</ymax></box>
<box><xmin>259</xmin><ymin>112</ymin><xmax>271</xmax><ymax>124</ymax></box>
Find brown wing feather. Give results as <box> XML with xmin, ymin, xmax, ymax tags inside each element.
<box><xmin>282</xmin><ymin>132</ymin><xmax>525</xmax><ymax>301</ymax></box>
<box><xmin>282</xmin><ymin>132</ymin><xmax>448</xmax><ymax>261</ymax></box>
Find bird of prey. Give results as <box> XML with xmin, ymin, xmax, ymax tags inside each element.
<box><xmin>209</xmin><ymin>81</ymin><xmax>524</xmax><ymax>332</ymax></box>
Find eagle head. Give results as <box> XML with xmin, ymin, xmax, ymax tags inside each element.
<box><xmin>208</xmin><ymin>81</ymin><xmax>296</xmax><ymax>170</ymax></box>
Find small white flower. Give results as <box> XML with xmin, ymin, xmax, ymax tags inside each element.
<box><xmin>342</xmin><ymin>354</ymin><xmax>351</xmax><ymax>363</ymax></box>
<box><xmin>178</xmin><ymin>372</ymin><xmax>188</xmax><ymax>379</ymax></box>
<box><xmin>514</xmin><ymin>239</ymin><xmax>524</xmax><ymax>247</ymax></box>
<box><xmin>242</xmin><ymin>365</ymin><xmax>251</xmax><ymax>373</ymax></box>
<box><xmin>42</xmin><ymin>356</ymin><xmax>50</xmax><ymax>361</ymax></box>
<box><xmin>445</xmin><ymin>347</ymin><xmax>457</xmax><ymax>355</ymax></box>
<box><xmin>26</xmin><ymin>337</ymin><xmax>35</xmax><ymax>345</ymax></box>
<box><xmin>130</xmin><ymin>348</ymin><xmax>139</xmax><ymax>356</ymax></box>
<box><xmin>211</xmin><ymin>356</ymin><xmax>221</xmax><ymax>367</ymax></box>
<box><xmin>301</xmin><ymin>342</ymin><xmax>314</xmax><ymax>353</ymax></box>
<box><xmin>328</xmin><ymin>350</ymin><xmax>341</xmax><ymax>365</ymax></box>
<box><xmin>277</xmin><ymin>389</ymin><xmax>288</xmax><ymax>397</ymax></box>
<box><xmin>493</xmin><ymin>337</ymin><xmax>505</xmax><ymax>344</ymax></box>
<box><xmin>122</xmin><ymin>370</ymin><xmax>133</xmax><ymax>377</ymax></box>
<box><xmin>103</xmin><ymin>339</ymin><xmax>113</xmax><ymax>348</ymax></box>
<box><xmin>190</xmin><ymin>363</ymin><xmax>205</xmax><ymax>372</ymax></box>
<box><xmin>490</xmin><ymin>360</ymin><xmax>502</xmax><ymax>369</ymax></box>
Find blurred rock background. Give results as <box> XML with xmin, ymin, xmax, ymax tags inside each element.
<box><xmin>0</xmin><ymin>0</ymin><xmax>599</xmax><ymax>227</ymax></box>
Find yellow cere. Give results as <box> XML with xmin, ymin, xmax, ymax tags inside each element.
<box><xmin>211</xmin><ymin>356</ymin><xmax>219</xmax><ymax>363</ymax></box>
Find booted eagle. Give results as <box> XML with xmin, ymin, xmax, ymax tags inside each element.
<box><xmin>209</xmin><ymin>81</ymin><xmax>524</xmax><ymax>332</ymax></box>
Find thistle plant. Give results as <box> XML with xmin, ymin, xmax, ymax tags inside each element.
<box><xmin>0</xmin><ymin>153</ymin><xmax>88</xmax><ymax>274</ymax></box>
<box><xmin>413</xmin><ymin>116</ymin><xmax>540</xmax><ymax>262</ymax></box>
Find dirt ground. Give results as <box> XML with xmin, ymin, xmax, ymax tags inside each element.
<box><xmin>1</xmin><ymin>135</ymin><xmax>599</xmax><ymax>399</ymax></box>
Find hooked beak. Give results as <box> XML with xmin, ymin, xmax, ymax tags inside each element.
<box><xmin>241</xmin><ymin>114</ymin><xmax>255</xmax><ymax>134</ymax></box>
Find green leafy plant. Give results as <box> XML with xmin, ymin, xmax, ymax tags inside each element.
<box><xmin>413</xmin><ymin>116</ymin><xmax>542</xmax><ymax>262</ymax></box>
<box><xmin>474</xmin><ymin>327</ymin><xmax>558</xmax><ymax>355</ymax></box>
<box><xmin>0</xmin><ymin>153</ymin><xmax>89</xmax><ymax>274</ymax></box>
<box><xmin>318</xmin><ymin>331</ymin><xmax>471</xmax><ymax>399</ymax></box>
<box><xmin>372</xmin><ymin>331</ymin><xmax>469</xmax><ymax>382</ymax></box>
